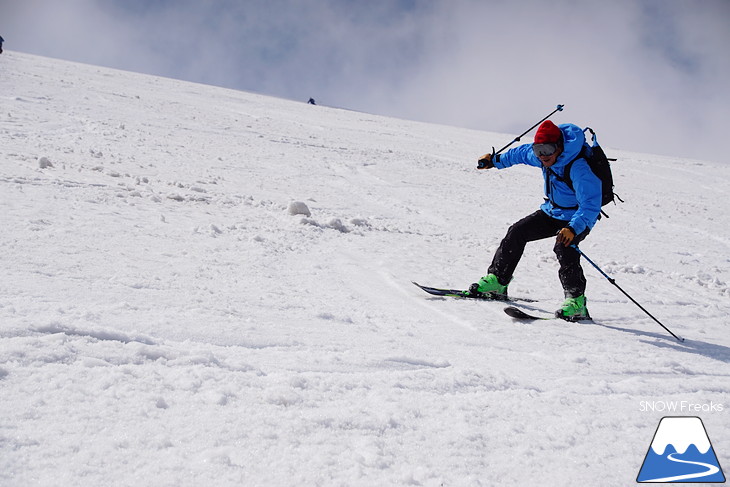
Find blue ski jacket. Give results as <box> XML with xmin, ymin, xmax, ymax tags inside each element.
<box><xmin>493</xmin><ymin>123</ymin><xmax>602</xmax><ymax>235</ymax></box>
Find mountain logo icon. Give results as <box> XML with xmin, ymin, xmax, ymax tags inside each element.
<box><xmin>637</xmin><ymin>416</ymin><xmax>725</xmax><ymax>483</ymax></box>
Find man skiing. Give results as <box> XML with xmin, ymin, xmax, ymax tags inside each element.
<box><xmin>471</xmin><ymin>120</ymin><xmax>602</xmax><ymax>321</ymax></box>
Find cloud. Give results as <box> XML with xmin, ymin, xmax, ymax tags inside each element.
<box><xmin>365</xmin><ymin>0</ymin><xmax>730</xmax><ymax>163</ymax></box>
<box><xmin>2</xmin><ymin>0</ymin><xmax>728</xmax><ymax>162</ymax></box>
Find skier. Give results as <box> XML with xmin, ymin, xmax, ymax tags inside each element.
<box><xmin>472</xmin><ymin>120</ymin><xmax>602</xmax><ymax>320</ymax></box>
<box><xmin>0</xmin><ymin>35</ymin><xmax>4</xmax><ymax>54</ymax></box>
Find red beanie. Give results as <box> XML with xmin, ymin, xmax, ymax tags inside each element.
<box><xmin>534</xmin><ymin>120</ymin><xmax>562</xmax><ymax>144</ymax></box>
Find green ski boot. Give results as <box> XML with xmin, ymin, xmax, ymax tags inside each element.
<box><xmin>467</xmin><ymin>274</ymin><xmax>508</xmax><ymax>299</ymax></box>
<box><xmin>555</xmin><ymin>295</ymin><xmax>591</xmax><ymax>321</ymax></box>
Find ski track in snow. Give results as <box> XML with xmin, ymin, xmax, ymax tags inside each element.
<box><xmin>1</xmin><ymin>52</ymin><xmax>729</xmax><ymax>486</ymax></box>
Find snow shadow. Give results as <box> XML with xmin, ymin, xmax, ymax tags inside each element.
<box><xmin>598</xmin><ymin>322</ymin><xmax>730</xmax><ymax>363</ymax></box>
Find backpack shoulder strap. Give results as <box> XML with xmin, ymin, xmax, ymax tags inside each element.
<box><xmin>561</xmin><ymin>127</ymin><xmax>596</xmax><ymax>188</ymax></box>
<box><xmin>559</xmin><ymin>147</ymin><xmax>587</xmax><ymax>191</ymax></box>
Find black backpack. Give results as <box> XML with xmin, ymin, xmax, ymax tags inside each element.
<box><xmin>561</xmin><ymin>127</ymin><xmax>622</xmax><ymax>216</ymax></box>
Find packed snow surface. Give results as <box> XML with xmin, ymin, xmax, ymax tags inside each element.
<box><xmin>1</xmin><ymin>52</ymin><xmax>728</xmax><ymax>486</ymax></box>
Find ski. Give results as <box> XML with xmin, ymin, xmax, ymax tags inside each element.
<box><xmin>504</xmin><ymin>306</ymin><xmax>593</xmax><ymax>322</ymax></box>
<box><xmin>412</xmin><ymin>282</ymin><xmax>537</xmax><ymax>303</ymax></box>
<box><xmin>503</xmin><ymin>306</ymin><xmax>555</xmax><ymax>321</ymax></box>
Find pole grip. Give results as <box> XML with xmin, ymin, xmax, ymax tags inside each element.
<box><xmin>477</xmin><ymin>147</ymin><xmax>496</xmax><ymax>169</ymax></box>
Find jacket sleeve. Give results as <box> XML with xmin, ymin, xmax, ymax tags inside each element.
<box><xmin>493</xmin><ymin>144</ymin><xmax>542</xmax><ymax>169</ymax></box>
<box><xmin>567</xmin><ymin>159</ymin><xmax>602</xmax><ymax>235</ymax></box>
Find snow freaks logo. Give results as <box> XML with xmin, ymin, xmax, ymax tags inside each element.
<box><xmin>637</xmin><ymin>417</ymin><xmax>726</xmax><ymax>483</ymax></box>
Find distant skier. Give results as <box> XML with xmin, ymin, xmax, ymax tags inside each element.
<box><xmin>0</xmin><ymin>35</ymin><xmax>4</xmax><ymax>54</ymax></box>
<box><xmin>307</xmin><ymin>98</ymin><xmax>316</xmax><ymax>105</ymax></box>
<box><xmin>471</xmin><ymin>120</ymin><xmax>602</xmax><ymax>320</ymax></box>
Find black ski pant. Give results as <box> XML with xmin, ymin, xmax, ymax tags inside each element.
<box><xmin>488</xmin><ymin>210</ymin><xmax>589</xmax><ymax>298</ymax></box>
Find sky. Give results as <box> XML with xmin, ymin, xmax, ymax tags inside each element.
<box><xmin>2</xmin><ymin>0</ymin><xmax>729</xmax><ymax>163</ymax></box>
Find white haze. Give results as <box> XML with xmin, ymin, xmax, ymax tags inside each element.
<box><xmin>2</xmin><ymin>0</ymin><xmax>729</xmax><ymax>163</ymax></box>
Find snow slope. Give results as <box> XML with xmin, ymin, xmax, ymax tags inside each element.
<box><xmin>1</xmin><ymin>51</ymin><xmax>728</xmax><ymax>486</ymax></box>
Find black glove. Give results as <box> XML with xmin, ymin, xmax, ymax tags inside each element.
<box><xmin>477</xmin><ymin>153</ymin><xmax>494</xmax><ymax>169</ymax></box>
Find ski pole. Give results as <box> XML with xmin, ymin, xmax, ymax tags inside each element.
<box><xmin>572</xmin><ymin>245</ymin><xmax>684</xmax><ymax>342</ymax></box>
<box><xmin>478</xmin><ymin>104</ymin><xmax>564</xmax><ymax>169</ymax></box>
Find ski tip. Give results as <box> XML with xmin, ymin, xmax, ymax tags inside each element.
<box><xmin>503</xmin><ymin>306</ymin><xmax>553</xmax><ymax>321</ymax></box>
<box><xmin>503</xmin><ymin>306</ymin><xmax>530</xmax><ymax>320</ymax></box>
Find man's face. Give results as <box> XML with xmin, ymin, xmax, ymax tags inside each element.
<box><xmin>539</xmin><ymin>150</ymin><xmax>561</xmax><ymax>167</ymax></box>
<box><xmin>533</xmin><ymin>143</ymin><xmax>562</xmax><ymax>167</ymax></box>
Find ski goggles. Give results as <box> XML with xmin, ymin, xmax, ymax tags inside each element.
<box><xmin>532</xmin><ymin>143</ymin><xmax>559</xmax><ymax>157</ymax></box>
